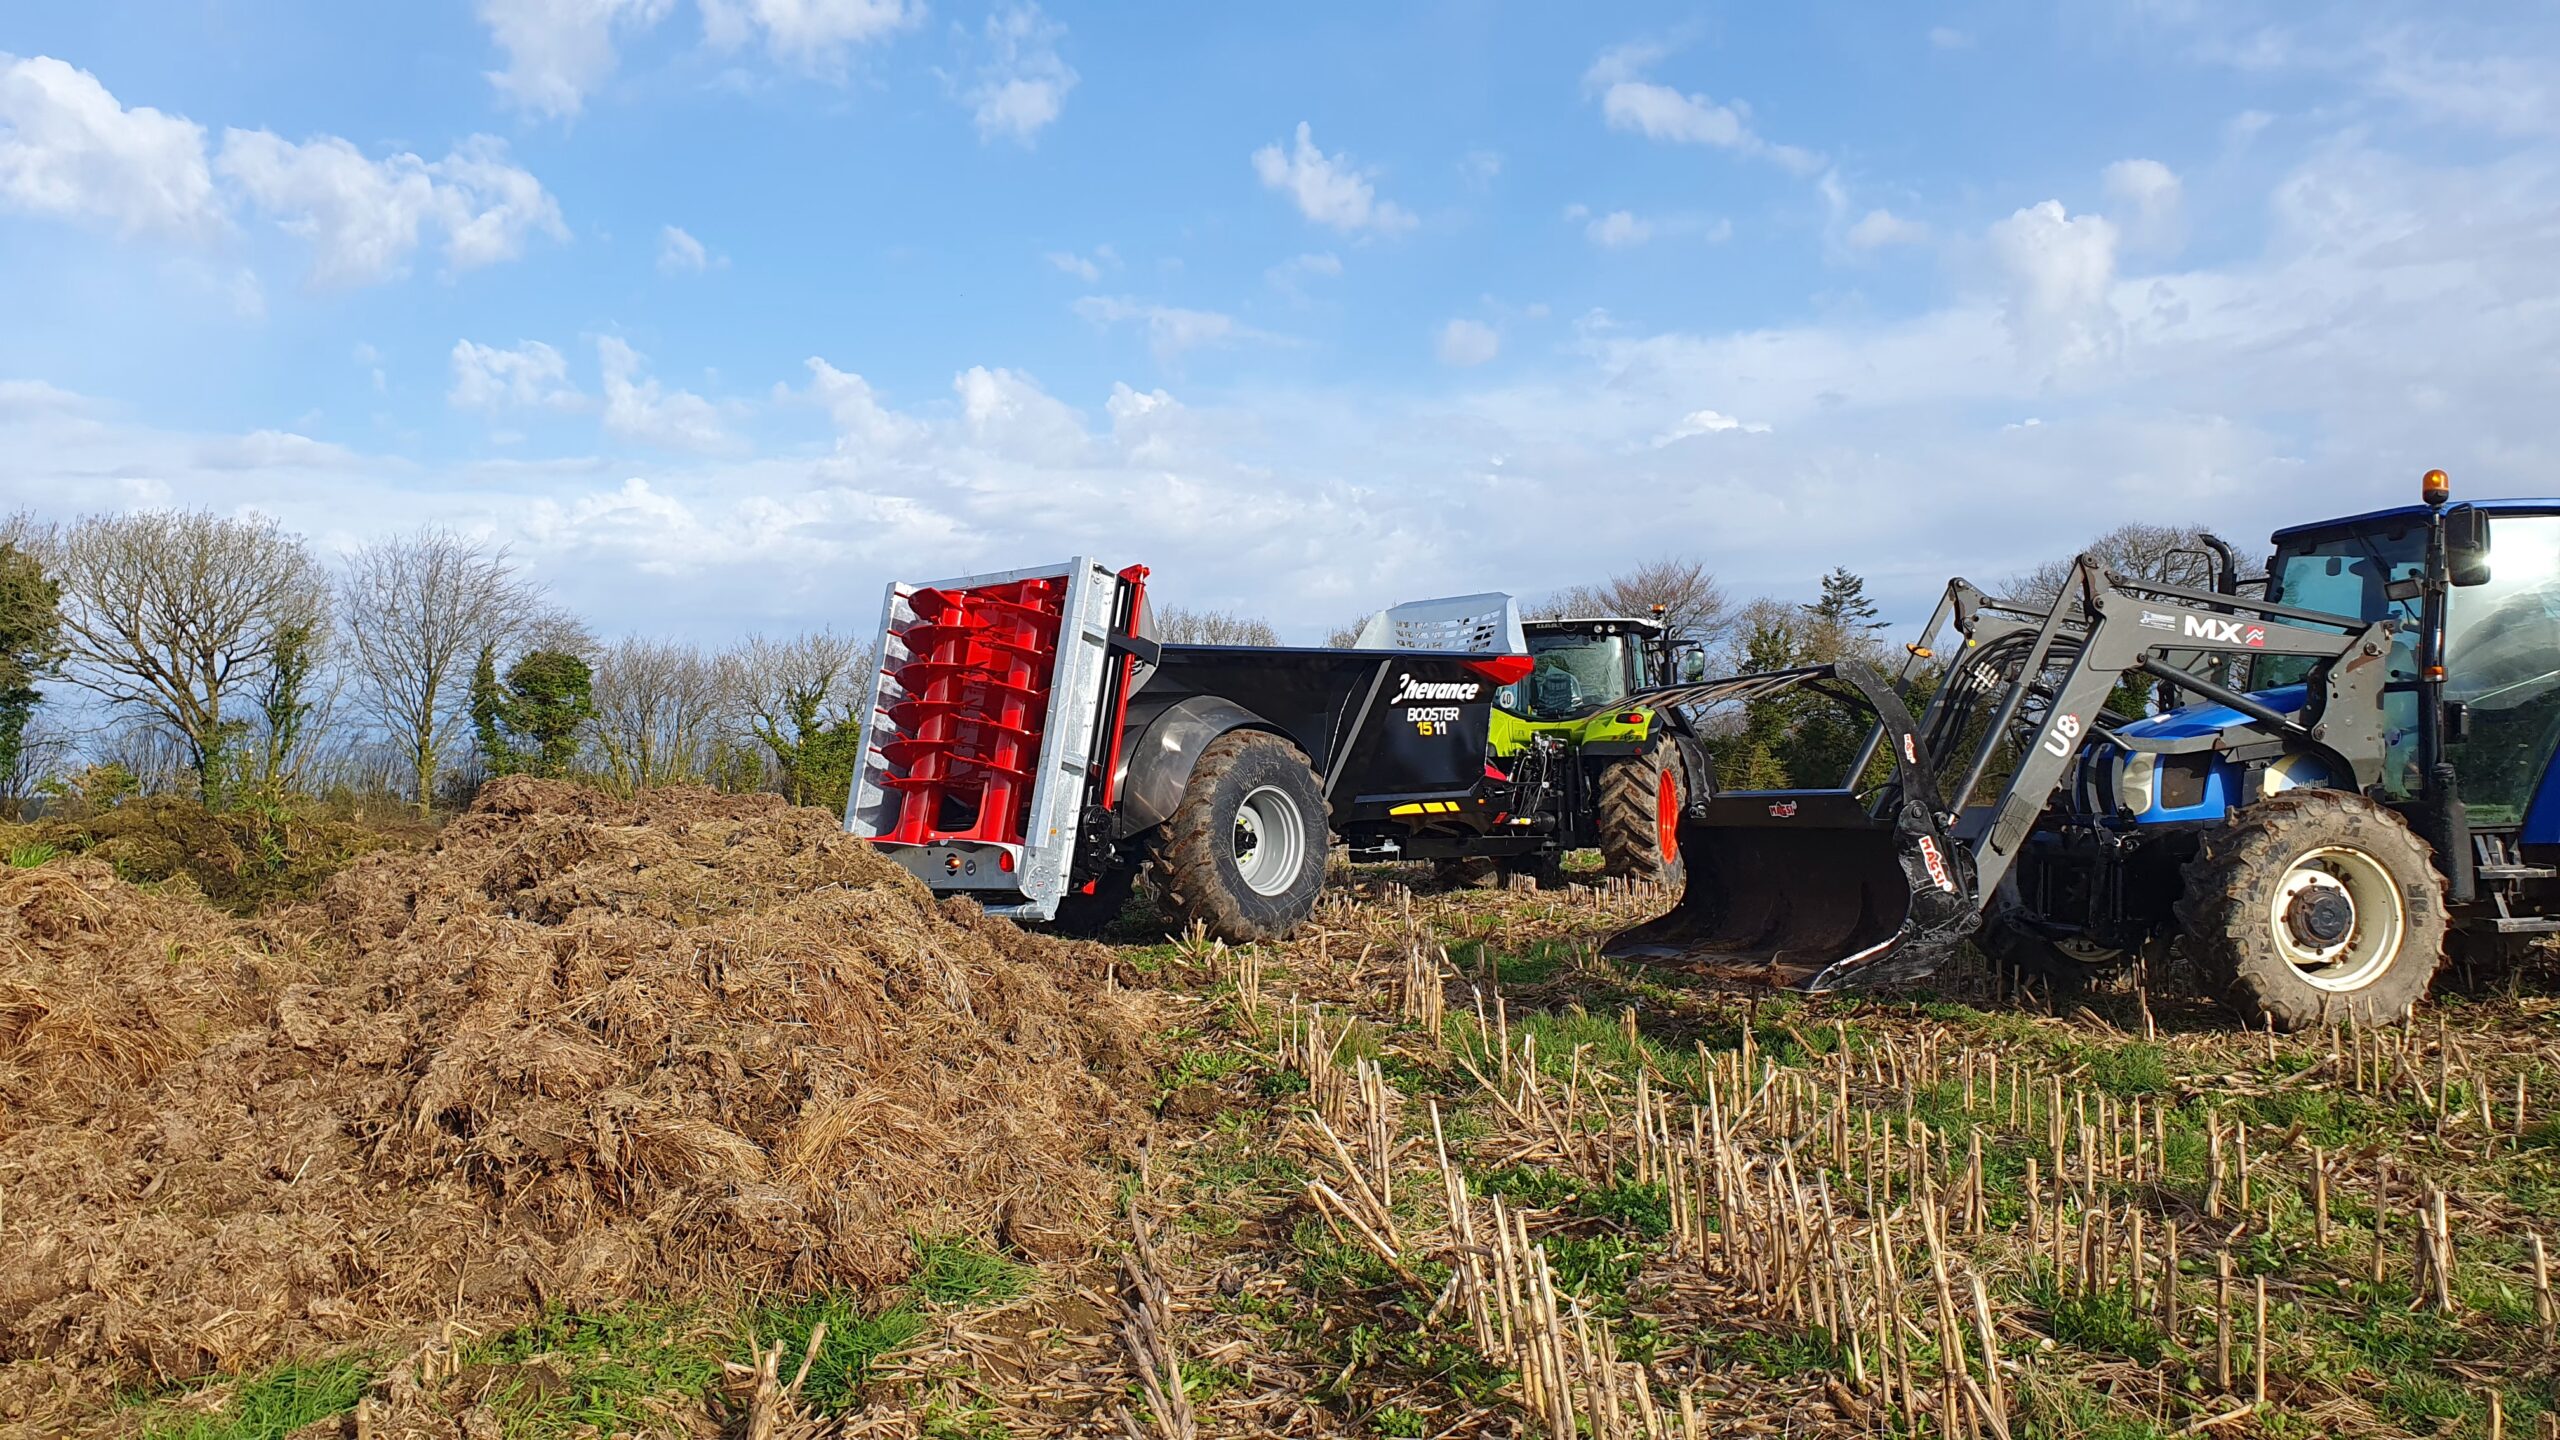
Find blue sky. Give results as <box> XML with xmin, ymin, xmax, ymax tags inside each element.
<box><xmin>4</xmin><ymin>1</ymin><xmax>2558</xmax><ymax>643</ymax></box>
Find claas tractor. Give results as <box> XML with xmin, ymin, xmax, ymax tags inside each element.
<box><xmin>1340</xmin><ymin>597</ymin><xmax>1714</xmax><ymax>888</ymax></box>
<box><xmin>1605</xmin><ymin>473</ymin><xmax>2560</xmax><ymax>1029</ymax></box>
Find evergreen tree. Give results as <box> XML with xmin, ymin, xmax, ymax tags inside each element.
<box><xmin>255</xmin><ymin>623</ymin><xmax>318</xmax><ymax>795</ymax></box>
<box><xmin>1805</xmin><ymin>567</ymin><xmax>1886</xmax><ymax>638</ymax></box>
<box><xmin>469</xmin><ymin>642</ymin><xmax>511</xmax><ymax>776</ymax></box>
<box><xmin>0</xmin><ymin>541</ymin><xmax>64</xmax><ymax>796</ymax></box>
<box><xmin>468</xmin><ymin>644</ymin><xmax>596</xmax><ymax>779</ymax></box>
<box><xmin>504</xmin><ymin>650</ymin><xmax>596</xmax><ymax>779</ymax></box>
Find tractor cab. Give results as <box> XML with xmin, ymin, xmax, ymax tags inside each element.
<box><xmin>1501</xmin><ymin>617</ymin><xmax>1674</xmax><ymax>719</ymax></box>
<box><xmin>2252</xmin><ymin>498</ymin><xmax>2560</xmax><ymax>832</ymax></box>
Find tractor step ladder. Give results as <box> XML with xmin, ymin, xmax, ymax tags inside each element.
<box><xmin>845</xmin><ymin>557</ymin><xmax>1125</xmax><ymax>921</ymax></box>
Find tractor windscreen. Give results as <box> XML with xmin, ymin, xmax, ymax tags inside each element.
<box><xmin>1601</xmin><ymin>664</ymin><xmax>1983</xmax><ymax>991</ymax></box>
<box><xmin>1506</xmin><ymin>631</ymin><xmax>1633</xmax><ymax>718</ymax></box>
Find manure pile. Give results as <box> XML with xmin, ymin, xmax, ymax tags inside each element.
<box><xmin>0</xmin><ymin>779</ymin><xmax>1150</xmax><ymax>1396</ymax></box>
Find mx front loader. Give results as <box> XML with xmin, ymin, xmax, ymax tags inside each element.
<box><xmin>1609</xmin><ymin>476</ymin><xmax>2560</xmax><ymax>1028</ymax></box>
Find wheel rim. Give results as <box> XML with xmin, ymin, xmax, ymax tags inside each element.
<box><xmin>1655</xmin><ymin>769</ymin><xmax>1680</xmax><ymax>865</ymax></box>
<box><xmin>1231</xmin><ymin>785</ymin><xmax>1309</xmax><ymax>897</ymax></box>
<box><xmin>2265</xmin><ymin>844</ymin><xmax>2404</xmax><ymax>992</ymax></box>
<box><xmin>2054</xmin><ymin>937</ymin><xmax>2123</xmax><ymax>965</ymax></box>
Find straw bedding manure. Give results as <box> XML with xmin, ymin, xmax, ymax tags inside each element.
<box><xmin>0</xmin><ymin>778</ymin><xmax>1150</xmax><ymax>1395</ymax></box>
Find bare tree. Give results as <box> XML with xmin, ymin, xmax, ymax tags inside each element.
<box><xmin>589</xmin><ymin>636</ymin><xmax>731</xmax><ymax>792</ymax></box>
<box><xmin>2005</xmin><ymin>521</ymin><xmax>2221</xmax><ymax>602</ymax></box>
<box><xmin>1152</xmin><ymin>606</ymin><xmax>1283</xmax><ymax>646</ymax></box>
<box><xmin>1533</xmin><ymin>557</ymin><xmax>1728</xmax><ymax>643</ymax></box>
<box><xmin>50</xmin><ymin>510</ymin><xmax>331</xmax><ymax>791</ymax></box>
<box><xmin>339</xmin><ymin>528</ymin><xmax>555</xmax><ymax>814</ymax></box>
<box><xmin>729</xmin><ymin>629</ymin><xmax>872</xmax><ymax>805</ymax></box>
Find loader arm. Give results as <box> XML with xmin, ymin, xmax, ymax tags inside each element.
<box><xmin>1605</xmin><ymin>555</ymin><xmax>2399</xmax><ymax>990</ymax></box>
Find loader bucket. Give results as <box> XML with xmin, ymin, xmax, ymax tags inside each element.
<box><xmin>1603</xmin><ymin>791</ymin><xmax>1981</xmax><ymax>991</ymax></box>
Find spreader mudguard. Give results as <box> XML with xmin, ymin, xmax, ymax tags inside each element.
<box><xmin>1602</xmin><ymin>662</ymin><xmax>1980</xmax><ymax>990</ymax></box>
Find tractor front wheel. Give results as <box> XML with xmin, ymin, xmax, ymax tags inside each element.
<box><xmin>1598</xmin><ymin>734</ymin><xmax>1688</xmax><ymax>889</ymax></box>
<box><xmin>1145</xmin><ymin>730</ymin><xmax>1329</xmax><ymax>943</ymax></box>
<box><xmin>2175</xmin><ymin>790</ymin><xmax>2444</xmax><ymax>1030</ymax></box>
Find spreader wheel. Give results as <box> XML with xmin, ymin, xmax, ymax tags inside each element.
<box><xmin>1145</xmin><ymin>731</ymin><xmax>1329</xmax><ymax>943</ymax></box>
<box><xmin>2176</xmin><ymin>790</ymin><xmax>2445</xmax><ymax>1030</ymax></box>
<box><xmin>1598</xmin><ymin>734</ymin><xmax>1688</xmax><ymax>888</ymax></box>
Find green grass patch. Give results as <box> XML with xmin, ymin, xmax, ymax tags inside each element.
<box><xmin>1543</xmin><ymin>1234</ymin><xmax>1648</xmax><ymax>1312</ymax></box>
<box><xmin>6</xmin><ymin>841</ymin><xmax>58</xmax><ymax>868</ymax></box>
<box><xmin>1702</xmin><ymin>1325</ymin><xmax>1845</xmax><ymax>1377</ymax></box>
<box><xmin>1160</xmin><ymin>1045</ymin><xmax>1250</xmax><ymax>1092</ymax></box>
<box><xmin>1579</xmin><ymin>1177</ymin><xmax>1672</xmax><ymax>1239</ymax></box>
<box><xmin>138</xmin><ymin>1357</ymin><xmax>370</xmax><ymax>1440</ymax></box>
<box><xmin>463</xmin><ymin>1300</ymin><xmax>724</xmax><ymax>1436</ymax></box>
<box><xmin>2086</xmin><ymin>1042</ymin><xmax>2174</xmax><ymax>1098</ymax></box>
<box><xmin>912</xmin><ymin>1235</ymin><xmax>1028</xmax><ymax>1307</ymax></box>
<box><xmin>745</xmin><ymin>1291</ymin><xmax>926</xmax><ymax>1415</ymax></box>
<box><xmin>2032</xmin><ymin>1280</ymin><xmax>2165</xmax><ymax>1365</ymax></box>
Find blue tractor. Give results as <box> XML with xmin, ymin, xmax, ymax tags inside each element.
<box><xmin>1604</xmin><ymin>473</ymin><xmax>2560</xmax><ymax>1028</ymax></box>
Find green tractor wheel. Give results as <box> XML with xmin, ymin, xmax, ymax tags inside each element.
<box><xmin>1598</xmin><ymin>734</ymin><xmax>1687</xmax><ymax>888</ymax></box>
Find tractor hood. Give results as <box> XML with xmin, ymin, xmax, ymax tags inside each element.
<box><xmin>2086</xmin><ymin>685</ymin><xmax>2337</xmax><ymax>825</ymax></box>
<box><xmin>2113</xmin><ymin>684</ymin><xmax>2309</xmax><ymax>743</ymax></box>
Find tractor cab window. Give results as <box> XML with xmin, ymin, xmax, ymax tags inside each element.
<box><xmin>2444</xmin><ymin>513</ymin><xmax>2560</xmax><ymax>825</ymax></box>
<box><xmin>2259</xmin><ymin>521</ymin><xmax>2425</xmax><ymax>795</ymax></box>
<box><xmin>1503</xmin><ymin>631</ymin><xmax>1633</xmax><ymax>718</ymax></box>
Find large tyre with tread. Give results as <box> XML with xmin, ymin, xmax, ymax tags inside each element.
<box><xmin>1145</xmin><ymin>730</ymin><xmax>1328</xmax><ymax>943</ymax></box>
<box><xmin>2175</xmin><ymin>790</ymin><xmax>2445</xmax><ymax>1030</ymax></box>
<box><xmin>1598</xmin><ymin>733</ymin><xmax>1688</xmax><ymax>887</ymax></box>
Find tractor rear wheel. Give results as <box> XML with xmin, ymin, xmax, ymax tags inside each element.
<box><xmin>2175</xmin><ymin>790</ymin><xmax>2444</xmax><ymax>1030</ymax></box>
<box><xmin>1598</xmin><ymin>734</ymin><xmax>1687</xmax><ymax>888</ymax></box>
<box><xmin>1145</xmin><ymin>730</ymin><xmax>1328</xmax><ymax>943</ymax></box>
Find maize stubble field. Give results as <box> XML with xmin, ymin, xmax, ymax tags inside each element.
<box><xmin>2</xmin><ymin>791</ymin><xmax>2555</xmax><ymax>1440</ymax></box>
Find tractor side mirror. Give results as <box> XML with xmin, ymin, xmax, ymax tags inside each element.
<box><xmin>1680</xmin><ymin>648</ymin><xmax>1708</xmax><ymax>683</ymax></box>
<box><xmin>2445</xmin><ymin>506</ymin><xmax>2492</xmax><ymax>587</ymax></box>
<box><xmin>2443</xmin><ymin>700</ymin><xmax>2472</xmax><ymax>743</ymax></box>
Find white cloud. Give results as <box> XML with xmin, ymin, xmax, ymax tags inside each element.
<box><xmin>1572</xmin><ymin>204</ymin><xmax>1729</xmax><ymax>249</ymax></box>
<box><xmin>1928</xmin><ymin>26</ymin><xmax>1974</xmax><ymax>50</ymax></box>
<box><xmin>963</xmin><ymin>4</ymin><xmax>1076</xmax><ymax>145</ymax></box>
<box><xmin>1583</xmin><ymin>45</ymin><xmax>1821</xmax><ymax>174</ymax></box>
<box><xmin>1846</xmin><ymin>207</ymin><xmax>1931</xmax><ymax>250</ymax></box>
<box><xmin>15</xmin><ymin>129</ymin><xmax>2560</xmax><ymax>651</ymax></box>
<box><xmin>1986</xmin><ymin>199</ymin><xmax>2122</xmax><ymax>376</ymax></box>
<box><xmin>658</xmin><ymin>223</ymin><xmax>714</xmax><ymax>274</ymax></box>
<box><xmin>216</xmin><ymin>131</ymin><xmax>565</xmax><ymax>287</ymax></box>
<box><xmin>1251</xmin><ymin>122</ymin><xmax>1416</xmax><ymax>235</ymax></box>
<box><xmin>2102</xmin><ymin>158</ymin><xmax>2186</xmax><ymax>254</ymax></box>
<box><xmin>1046</xmin><ymin>249</ymin><xmax>1102</xmax><ymax>282</ymax></box>
<box><xmin>699</xmin><ymin>0</ymin><xmax>919</xmax><ymax>65</ymax></box>
<box><xmin>451</xmin><ymin>339</ymin><xmax>585</xmax><ymax>412</ymax></box>
<box><xmin>0</xmin><ymin>53</ymin><xmax>221</xmax><ymax>238</ymax></box>
<box><xmin>1073</xmin><ymin>295</ymin><xmax>1271</xmax><ymax>363</ymax></box>
<box><xmin>1587</xmin><ymin>210</ymin><xmax>1652</xmax><ymax>248</ymax></box>
<box><xmin>800</xmin><ymin>358</ymin><xmax>924</xmax><ymax>456</ymax></box>
<box><xmin>0</xmin><ymin>378</ymin><xmax>93</xmax><ymax>418</ymax></box>
<box><xmin>1654</xmin><ymin>409</ymin><xmax>1770</xmax><ymax>445</ymax></box>
<box><xmin>954</xmin><ymin>364</ymin><xmax>1089</xmax><ymax>462</ymax></box>
<box><xmin>1265</xmin><ymin>251</ymin><xmax>1342</xmax><ymax>304</ymax></box>
<box><xmin>1436</xmin><ymin>318</ymin><xmax>1500</xmax><ymax>367</ymax></box>
<box><xmin>598</xmin><ymin>336</ymin><xmax>729</xmax><ymax>451</ymax></box>
<box><xmin>477</xmin><ymin>0</ymin><xmax>674</xmax><ymax>118</ymax></box>
<box><xmin>1459</xmin><ymin>148</ymin><xmax>1504</xmax><ymax>188</ymax></box>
